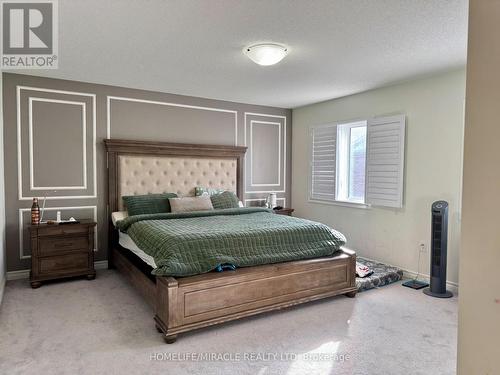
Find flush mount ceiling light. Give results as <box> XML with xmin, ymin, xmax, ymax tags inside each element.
<box><xmin>244</xmin><ymin>43</ymin><xmax>288</xmax><ymax>66</ymax></box>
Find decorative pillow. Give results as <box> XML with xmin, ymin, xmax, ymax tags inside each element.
<box><xmin>111</xmin><ymin>211</ymin><xmax>128</xmax><ymax>226</ymax></box>
<box><xmin>210</xmin><ymin>191</ymin><xmax>240</xmax><ymax>210</ymax></box>
<box><xmin>122</xmin><ymin>193</ymin><xmax>177</xmax><ymax>216</ymax></box>
<box><xmin>169</xmin><ymin>195</ymin><xmax>214</xmax><ymax>213</ymax></box>
<box><xmin>194</xmin><ymin>186</ymin><xmax>226</xmax><ymax>196</ymax></box>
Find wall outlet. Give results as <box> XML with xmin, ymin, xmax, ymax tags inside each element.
<box><xmin>418</xmin><ymin>242</ymin><xmax>427</xmax><ymax>252</ymax></box>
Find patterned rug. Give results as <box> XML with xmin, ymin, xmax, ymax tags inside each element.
<box><xmin>356</xmin><ymin>257</ymin><xmax>403</xmax><ymax>292</ymax></box>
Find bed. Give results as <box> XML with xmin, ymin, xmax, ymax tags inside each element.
<box><xmin>105</xmin><ymin>139</ymin><xmax>357</xmax><ymax>343</ymax></box>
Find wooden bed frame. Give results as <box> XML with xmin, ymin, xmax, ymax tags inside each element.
<box><xmin>105</xmin><ymin>139</ymin><xmax>357</xmax><ymax>343</ymax></box>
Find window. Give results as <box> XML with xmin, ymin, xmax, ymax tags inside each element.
<box><xmin>336</xmin><ymin>121</ymin><xmax>367</xmax><ymax>203</ymax></box>
<box><xmin>310</xmin><ymin>114</ymin><xmax>405</xmax><ymax>208</ymax></box>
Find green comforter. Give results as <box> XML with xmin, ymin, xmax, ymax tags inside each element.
<box><xmin>117</xmin><ymin>208</ymin><xmax>346</xmax><ymax>277</ymax></box>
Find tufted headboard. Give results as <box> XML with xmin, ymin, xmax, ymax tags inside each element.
<box><xmin>117</xmin><ymin>155</ymin><xmax>238</xmax><ymax>210</ymax></box>
<box><xmin>105</xmin><ymin>139</ymin><xmax>246</xmax><ymax>213</ymax></box>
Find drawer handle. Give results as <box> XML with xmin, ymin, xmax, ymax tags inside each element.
<box><xmin>54</xmin><ymin>242</ymin><xmax>74</xmax><ymax>248</ymax></box>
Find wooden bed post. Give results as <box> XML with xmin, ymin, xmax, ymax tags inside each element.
<box><xmin>155</xmin><ymin>277</ymin><xmax>179</xmax><ymax>344</ymax></box>
<box><xmin>106</xmin><ymin>146</ymin><xmax>118</xmax><ymax>269</ymax></box>
<box><xmin>236</xmin><ymin>152</ymin><xmax>244</xmax><ymax>202</ymax></box>
<box><xmin>342</xmin><ymin>247</ymin><xmax>357</xmax><ymax>298</ymax></box>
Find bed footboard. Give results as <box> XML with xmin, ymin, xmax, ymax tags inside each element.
<box><xmin>154</xmin><ymin>248</ymin><xmax>356</xmax><ymax>343</ymax></box>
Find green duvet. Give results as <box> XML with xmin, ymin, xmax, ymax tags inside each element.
<box><xmin>117</xmin><ymin>207</ymin><xmax>346</xmax><ymax>277</ymax></box>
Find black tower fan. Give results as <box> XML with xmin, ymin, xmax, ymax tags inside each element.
<box><xmin>423</xmin><ymin>201</ymin><xmax>453</xmax><ymax>298</ymax></box>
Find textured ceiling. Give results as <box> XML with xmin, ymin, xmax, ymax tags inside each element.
<box><xmin>16</xmin><ymin>0</ymin><xmax>468</xmax><ymax>108</ymax></box>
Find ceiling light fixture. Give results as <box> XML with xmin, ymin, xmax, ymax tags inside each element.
<box><xmin>244</xmin><ymin>43</ymin><xmax>288</xmax><ymax>66</ymax></box>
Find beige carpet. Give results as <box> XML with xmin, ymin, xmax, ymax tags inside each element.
<box><xmin>0</xmin><ymin>270</ymin><xmax>457</xmax><ymax>375</ymax></box>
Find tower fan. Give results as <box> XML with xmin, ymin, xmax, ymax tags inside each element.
<box><xmin>423</xmin><ymin>201</ymin><xmax>453</xmax><ymax>298</ymax></box>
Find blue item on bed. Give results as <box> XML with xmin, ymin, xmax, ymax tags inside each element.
<box><xmin>215</xmin><ymin>263</ymin><xmax>237</xmax><ymax>272</ymax></box>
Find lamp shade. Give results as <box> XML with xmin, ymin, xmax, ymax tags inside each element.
<box><xmin>244</xmin><ymin>43</ymin><xmax>288</xmax><ymax>66</ymax></box>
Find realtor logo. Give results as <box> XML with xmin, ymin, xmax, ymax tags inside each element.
<box><xmin>1</xmin><ymin>0</ymin><xmax>58</xmax><ymax>69</ymax></box>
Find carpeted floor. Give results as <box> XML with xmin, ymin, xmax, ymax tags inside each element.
<box><xmin>0</xmin><ymin>270</ymin><xmax>457</xmax><ymax>375</ymax></box>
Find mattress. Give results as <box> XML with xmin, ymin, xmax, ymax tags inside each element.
<box><xmin>117</xmin><ymin>207</ymin><xmax>346</xmax><ymax>277</ymax></box>
<box><xmin>118</xmin><ymin>231</ymin><xmax>157</xmax><ymax>268</ymax></box>
<box><xmin>355</xmin><ymin>257</ymin><xmax>403</xmax><ymax>292</ymax></box>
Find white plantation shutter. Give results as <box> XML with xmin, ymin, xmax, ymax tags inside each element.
<box><xmin>310</xmin><ymin>124</ymin><xmax>337</xmax><ymax>201</ymax></box>
<box><xmin>365</xmin><ymin>114</ymin><xmax>406</xmax><ymax>208</ymax></box>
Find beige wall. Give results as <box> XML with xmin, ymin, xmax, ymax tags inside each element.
<box><xmin>0</xmin><ymin>72</ymin><xmax>5</xmax><ymax>303</ymax></box>
<box><xmin>2</xmin><ymin>73</ymin><xmax>291</xmax><ymax>272</ymax></box>
<box><xmin>292</xmin><ymin>69</ymin><xmax>466</xmax><ymax>284</ymax></box>
<box><xmin>458</xmin><ymin>1</ymin><xmax>500</xmax><ymax>373</ymax></box>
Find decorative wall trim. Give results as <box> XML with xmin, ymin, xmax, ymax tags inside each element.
<box><xmin>18</xmin><ymin>205</ymin><xmax>98</xmax><ymax>260</ymax></box>
<box><xmin>244</xmin><ymin>112</ymin><xmax>287</xmax><ymax>194</ymax></box>
<box><xmin>244</xmin><ymin>197</ymin><xmax>286</xmax><ymax>207</ymax></box>
<box><xmin>106</xmin><ymin>96</ymin><xmax>238</xmax><ymax>145</ymax></box>
<box><xmin>244</xmin><ymin>189</ymin><xmax>287</xmax><ymax>194</ymax></box>
<box><xmin>17</xmin><ymin>86</ymin><xmax>97</xmax><ymax>200</ymax></box>
<box><xmin>249</xmin><ymin>120</ymin><xmax>281</xmax><ymax>187</ymax></box>
<box><xmin>28</xmin><ymin>97</ymin><xmax>87</xmax><ymax>190</ymax></box>
<box><xmin>5</xmin><ymin>76</ymin><xmax>289</xmax><ymax>273</ymax></box>
<box><xmin>6</xmin><ymin>260</ymin><xmax>108</xmax><ymax>281</ymax></box>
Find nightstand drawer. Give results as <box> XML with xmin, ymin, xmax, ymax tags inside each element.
<box><xmin>39</xmin><ymin>253</ymin><xmax>89</xmax><ymax>274</ymax></box>
<box><xmin>36</xmin><ymin>225</ymin><xmax>89</xmax><ymax>237</ymax></box>
<box><xmin>39</xmin><ymin>235</ymin><xmax>89</xmax><ymax>256</ymax></box>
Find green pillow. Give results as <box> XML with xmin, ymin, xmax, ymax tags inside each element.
<box><xmin>194</xmin><ymin>186</ymin><xmax>226</xmax><ymax>196</ymax></box>
<box><xmin>122</xmin><ymin>193</ymin><xmax>177</xmax><ymax>216</ymax></box>
<box><xmin>210</xmin><ymin>191</ymin><xmax>239</xmax><ymax>210</ymax></box>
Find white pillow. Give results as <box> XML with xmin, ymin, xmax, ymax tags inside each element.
<box><xmin>169</xmin><ymin>195</ymin><xmax>214</xmax><ymax>213</ymax></box>
<box><xmin>111</xmin><ymin>211</ymin><xmax>129</xmax><ymax>226</ymax></box>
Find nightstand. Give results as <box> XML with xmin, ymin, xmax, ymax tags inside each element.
<box><xmin>29</xmin><ymin>220</ymin><xmax>97</xmax><ymax>288</ymax></box>
<box><xmin>273</xmin><ymin>208</ymin><xmax>294</xmax><ymax>216</ymax></box>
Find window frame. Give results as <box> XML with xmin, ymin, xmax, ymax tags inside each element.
<box><xmin>308</xmin><ymin>117</ymin><xmax>370</xmax><ymax>209</ymax></box>
<box><xmin>308</xmin><ymin>114</ymin><xmax>406</xmax><ymax>209</ymax></box>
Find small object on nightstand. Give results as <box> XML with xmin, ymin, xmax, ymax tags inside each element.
<box><xmin>29</xmin><ymin>219</ymin><xmax>97</xmax><ymax>288</ymax></box>
<box><xmin>266</xmin><ymin>193</ymin><xmax>277</xmax><ymax>209</ymax></box>
<box><xmin>59</xmin><ymin>217</ymin><xmax>80</xmax><ymax>224</ymax></box>
<box><xmin>31</xmin><ymin>198</ymin><xmax>40</xmax><ymax>225</ymax></box>
<box><xmin>273</xmin><ymin>207</ymin><xmax>294</xmax><ymax>216</ymax></box>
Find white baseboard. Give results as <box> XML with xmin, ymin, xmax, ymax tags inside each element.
<box><xmin>346</xmin><ymin>248</ymin><xmax>459</xmax><ymax>294</ymax></box>
<box><xmin>94</xmin><ymin>260</ymin><xmax>108</xmax><ymax>270</ymax></box>
<box><xmin>6</xmin><ymin>260</ymin><xmax>109</xmax><ymax>281</ymax></box>
<box><xmin>6</xmin><ymin>269</ymin><xmax>28</xmax><ymax>280</ymax></box>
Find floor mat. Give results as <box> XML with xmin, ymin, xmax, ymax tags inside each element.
<box><xmin>356</xmin><ymin>257</ymin><xmax>403</xmax><ymax>292</ymax></box>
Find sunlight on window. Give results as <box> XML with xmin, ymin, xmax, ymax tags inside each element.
<box><xmin>336</xmin><ymin>120</ymin><xmax>367</xmax><ymax>203</ymax></box>
<box><xmin>349</xmin><ymin>126</ymin><xmax>367</xmax><ymax>201</ymax></box>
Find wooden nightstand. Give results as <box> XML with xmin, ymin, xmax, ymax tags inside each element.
<box><xmin>273</xmin><ymin>208</ymin><xmax>294</xmax><ymax>216</ymax></box>
<box><xmin>29</xmin><ymin>220</ymin><xmax>97</xmax><ymax>288</ymax></box>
